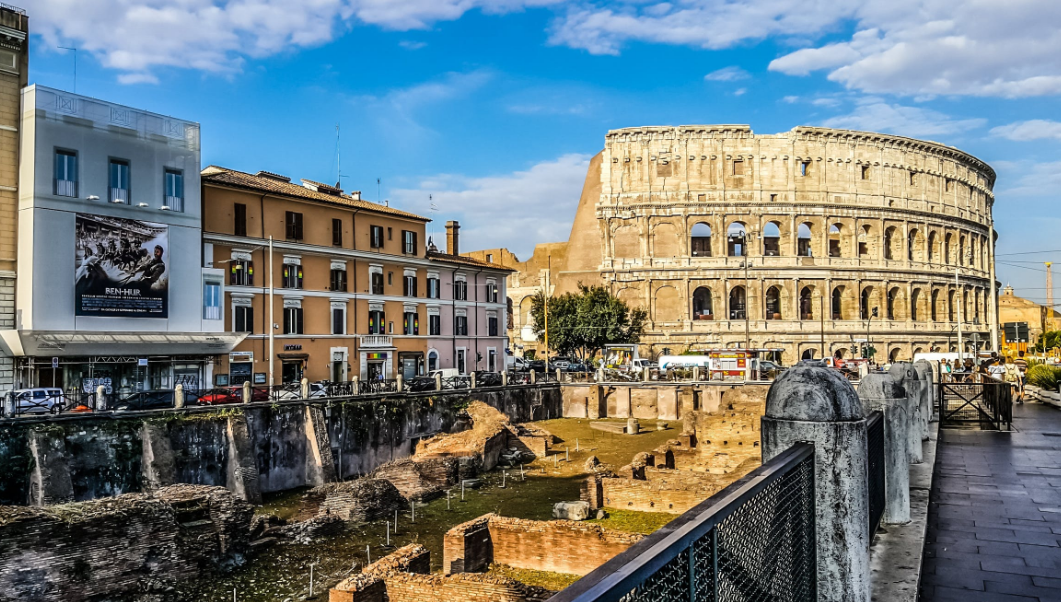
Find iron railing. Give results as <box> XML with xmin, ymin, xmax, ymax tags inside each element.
<box><xmin>866</xmin><ymin>411</ymin><xmax>885</xmax><ymax>539</ymax></box>
<box><xmin>939</xmin><ymin>379</ymin><xmax>1012</xmax><ymax>430</ymax></box>
<box><xmin>549</xmin><ymin>443</ymin><xmax>816</xmax><ymax>602</ymax></box>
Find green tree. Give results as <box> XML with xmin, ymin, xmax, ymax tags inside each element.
<box><xmin>530</xmin><ymin>284</ymin><xmax>647</xmax><ymax>360</ymax></box>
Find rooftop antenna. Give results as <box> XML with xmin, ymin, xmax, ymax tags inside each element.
<box><xmin>335</xmin><ymin>124</ymin><xmax>348</xmax><ymax>189</ymax></box>
<box><xmin>58</xmin><ymin>46</ymin><xmax>77</xmax><ymax>93</ymax></box>
<box><xmin>377</xmin><ymin>178</ymin><xmax>381</xmax><ymax>204</ymax></box>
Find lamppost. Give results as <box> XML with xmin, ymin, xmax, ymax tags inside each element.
<box><xmin>866</xmin><ymin>307</ymin><xmax>878</xmax><ymax>361</ymax></box>
<box><xmin>736</xmin><ymin>229</ymin><xmax>754</xmax><ymax>353</ymax></box>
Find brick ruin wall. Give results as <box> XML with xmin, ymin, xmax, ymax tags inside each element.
<box><xmin>443</xmin><ymin>514</ymin><xmax>644</xmax><ymax>577</ymax></box>
<box><xmin>296</xmin><ymin>478</ymin><xmax>406</xmax><ymax>522</ymax></box>
<box><xmin>560</xmin><ymin>382</ymin><xmax>770</xmax><ymax>422</ymax></box>
<box><xmin>369</xmin><ymin>457</ymin><xmax>463</xmax><ymax>501</ymax></box>
<box><xmin>0</xmin><ymin>485</ymin><xmax>252</xmax><ymax>601</ymax></box>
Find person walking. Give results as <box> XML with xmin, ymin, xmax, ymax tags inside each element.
<box><xmin>1004</xmin><ymin>358</ymin><xmax>1024</xmax><ymax>404</ymax></box>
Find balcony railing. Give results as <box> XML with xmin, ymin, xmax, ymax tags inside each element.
<box><xmin>165</xmin><ymin>195</ymin><xmax>183</xmax><ymax>212</ymax></box>
<box><xmin>56</xmin><ymin>179</ymin><xmax>76</xmax><ymax>197</ymax></box>
<box><xmin>359</xmin><ymin>335</ymin><xmax>393</xmax><ymax>348</ymax></box>
<box><xmin>110</xmin><ymin>187</ymin><xmax>129</xmax><ymax>203</ymax></box>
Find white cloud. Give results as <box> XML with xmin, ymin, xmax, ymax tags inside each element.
<box><xmin>389</xmin><ymin>154</ymin><xmax>591</xmax><ymax>258</ymax></box>
<box><xmin>992</xmin><ymin>159</ymin><xmax>1061</xmax><ymax>199</ymax></box>
<box><xmin>820</xmin><ymin>100</ymin><xmax>986</xmax><ymax>139</ymax></box>
<box><xmin>704</xmin><ymin>66</ymin><xmax>750</xmax><ymax>82</ymax></box>
<box><xmin>733</xmin><ymin>88</ymin><xmax>747</xmax><ymax>97</ymax></box>
<box><xmin>990</xmin><ymin>120</ymin><xmax>1061</xmax><ymax>142</ymax></box>
<box><xmin>781</xmin><ymin>95</ymin><xmax>799</xmax><ymax>103</ymax></box>
<box><xmin>399</xmin><ymin>40</ymin><xmax>427</xmax><ymax>50</ymax></box>
<box><xmin>353</xmin><ymin>70</ymin><xmax>493</xmax><ymax>138</ymax></box>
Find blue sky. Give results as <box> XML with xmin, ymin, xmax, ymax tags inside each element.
<box><xmin>24</xmin><ymin>1</ymin><xmax>1061</xmax><ymax>304</ymax></box>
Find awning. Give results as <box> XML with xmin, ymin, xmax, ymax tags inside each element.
<box><xmin>0</xmin><ymin>330</ymin><xmax>247</xmax><ymax>357</ymax></box>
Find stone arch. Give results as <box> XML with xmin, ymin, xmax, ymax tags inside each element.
<box><xmin>887</xmin><ymin>286</ymin><xmax>907</xmax><ymax>320</ymax></box>
<box><xmin>727</xmin><ymin>222</ymin><xmax>748</xmax><ymax>257</ymax></box>
<box><xmin>931</xmin><ymin>289</ymin><xmax>940</xmax><ymax>321</ymax></box>
<box><xmin>910</xmin><ymin>288</ymin><xmax>924</xmax><ymax>321</ymax></box>
<box><xmin>858</xmin><ymin>224</ymin><xmax>874</xmax><ymax>258</ymax></box>
<box><xmin>948</xmin><ymin>289</ymin><xmax>956</xmax><ymax>322</ymax></box>
<box><xmin>690</xmin><ymin>222</ymin><xmax>712</xmax><ymax>257</ymax></box>
<box><xmin>861</xmin><ymin>286</ymin><xmax>881</xmax><ymax>319</ymax></box>
<box><xmin>834</xmin><ymin>348</ymin><xmax>847</xmax><ymax>359</ymax></box>
<box><xmin>692</xmin><ymin>286</ymin><xmax>713</xmax><ymax>319</ymax></box>
<box><xmin>797</xmin><ymin>222</ymin><xmax>813</xmax><ymax>257</ymax></box>
<box><xmin>616</xmin><ymin>287</ymin><xmax>641</xmax><ymax>309</ymax></box>
<box><xmin>927</xmin><ymin>231</ymin><xmax>937</xmax><ymax>262</ymax></box>
<box><xmin>889</xmin><ymin>347</ymin><xmax>902</xmax><ymax>363</ymax></box>
<box><xmin>763</xmin><ymin>221</ymin><xmax>781</xmax><ymax>256</ymax></box>
<box><xmin>801</xmin><ymin>349</ymin><xmax>817</xmax><ymax>360</ymax></box>
<box><xmin>519</xmin><ymin>295</ymin><xmax>535</xmax><ymax>326</ymax></box>
<box><xmin>729</xmin><ymin>285</ymin><xmax>747</xmax><ymax>320</ymax></box>
<box><xmin>908</xmin><ymin>229</ymin><xmax>925</xmax><ymax>262</ymax></box>
<box><xmin>799</xmin><ymin>286</ymin><xmax>815</xmax><ymax>320</ymax></box>
<box><xmin>829</xmin><ymin>224</ymin><xmax>843</xmax><ymax>258</ymax></box>
<box><xmin>652</xmin><ymin>222</ymin><xmax>680</xmax><ymax>258</ymax></box>
<box><xmin>766</xmin><ymin>286</ymin><xmax>782</xmax><ymax>319</ymax></box>
<box><xmin>884</xmin><ymin>226</ymin><xmax>899</xmax><ymax>260</ymax></box>
<box><xmin>613</xmin><ymin>224</ymin><xmax>639</xmax><ymax>259</ymax></box>
<box><xmin>944</xmin><ymin>232</ymin><xmax>953</xmax><ymax>264</ymax></box>
<box><xmin>653</xmin><ymin>286</ymin><xmax>681</xmax><ymax>322</ymax></box>
<box><xmin>831</xmin><ymin>285</ymin><xmax>848</xmax><ymax>320</ymax></box>
<box><xmin>959</xmin><ymin>235</ymin><xmax>967</xmax><ymax>265</ymax></box>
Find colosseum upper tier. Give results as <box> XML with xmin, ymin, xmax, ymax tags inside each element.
<box><xmin>467</xmin><ymin>125</ymin><xmax>998</xmax><ymax>365</ymax></box>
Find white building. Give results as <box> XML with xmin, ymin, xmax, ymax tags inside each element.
<box><xmin>0</xmin><ymin>85</ymin><xmax>243</xmax><ymax>395</ymax></box>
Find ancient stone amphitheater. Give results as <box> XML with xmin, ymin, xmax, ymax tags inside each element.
<box><xmin>479</xmin><ymin>125</ymin><xmax>998</xmax><ymax>364</ymax></box>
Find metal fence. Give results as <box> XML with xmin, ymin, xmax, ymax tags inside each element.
<box><xmin>939</xmin><ymin>380</ymin><xmax>1012</xmax><ymax>430</ymax></box>
<box><xmin>866</xmin><ymin>411</ymin><xmax>885</xmax><ymax>539</ymax></box>
<box><xmin>548</xmin><ymin>443</ymin><xmax>816</xmax><ymax>602</ymax></box>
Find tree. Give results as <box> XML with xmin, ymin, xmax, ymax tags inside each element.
<box><xmin>529</xmin><ymin>284</ymin><xmax>647</xmax><ymax>360</ymax></box>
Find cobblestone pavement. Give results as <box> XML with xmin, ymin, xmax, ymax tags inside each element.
<box><xmin>921</xmin><ymin>400</ymin><xmax>1061</xmax><ymax>602</ymax></box>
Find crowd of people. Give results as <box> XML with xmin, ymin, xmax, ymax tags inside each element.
<box><xmin>939</xmin><ymin>352</ymin><xmax>1027</xmax><ymax>404</ymax></box>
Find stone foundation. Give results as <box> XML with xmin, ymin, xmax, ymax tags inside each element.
<box><xmin>296</xmin><ymin>478</ymin><xmax>406</xmax><ymax>522</ymax></box>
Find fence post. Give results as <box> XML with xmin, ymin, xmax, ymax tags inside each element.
<box><xmin>762</xmin><ymin>360</ymin><xmax>870</xmax><ymax>602</ymax></box>
<box><xmin>502</xmin><ymin>371</ymin><xmax>508</xmax><ymax>387</ymax></box>
<box><xmin>435</xmin><ymin>373</ymin><xmax>442</xmax><ymax>391</ymax></box>
<box><xmin>858</xmin><ymin>373</ymin><xmax>910</xmax><ymax>525</ymax></box>
<box><xmin>530</xmin><ymin>370</ymin><xmax>536</xmax><ymax>385</ymax></box>
<box><xmin>888</xmin><ymin>363</ymin><xmax>924</xmax><ymax>464</ymax></box>
<box><xmin>174</xmin><ymin>384</ymin><xmax>185</xmax><ymax>409</ymax></box>
<box><xmin>470</xmin><ymin>372</ymin><xmax>477</xmax><ymax>389</ymax></box>
<box><xmin>352</xmin><ymin>376</ymin><xmax>359</xmax><ymax>396</ymax></box>
<box><xmin>96</xmin><ymin>385</ymin><xmax>107</xmax><ymax>411</ymax></box>
<box><xmin>301</xmin><ymin>377</ymin><xmax>310</xmax><ymax>399</ymax></box>
<box><xmin>243</xmin><ymin>381</ymin><xmax>252</xmax><ymax>404</ymax></box>
<box><xmin>642</xmin><ymin>367</ymin><xmax>649</xmax><ymax>382</ymax></box>
<box><xmin>396</xmin><ymin>374</ymin><xmax>404</xmax><ymax>393</ymax></box>
<box><xmin>3</xmin><ymin>391</ymin><xmax>13</xmax><ymax>417</ymax></box>
<box><xmin>556</xmin><ymin>368</ymin><xmax>562</xmax><ymax>382</ymax></box>
<box><xmin>912</xmin><ymin>360</ymin><xmax>934</xmax><ymax>439</ymax></box>
<box><xmin>597</xmin><ymin>367</ymin><xmax>604</xmax><ymax>383</ymax></box>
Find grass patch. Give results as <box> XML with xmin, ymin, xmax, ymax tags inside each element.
<box><xmin>587</xmin><ymin>508</ymin><xmax>674</xmax><ymax>534</ymax></box>
<box><xmin>257</xmin><ymin>487</ymin><xmax>311</xmax><ymax>522</ymax></box>
<box><xmin>488</xmin><ymin>563</ymin><xmax>580</xmax><ymax>592</ymax></box>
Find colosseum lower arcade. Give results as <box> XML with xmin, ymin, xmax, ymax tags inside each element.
<box><xmin>465</xmin><ymin>125</ymin><xmax>998</xmax><ymax>365</ymax></box>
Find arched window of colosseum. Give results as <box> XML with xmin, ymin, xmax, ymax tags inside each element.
<box><xmin>729</xmin><ymin>286</ymin><xmax>747</xmax><ymax>320</ymax></box>
<box><xmin>763</xmin><ymin>222</ymin><xmax>781</xmax><ymax>256</ymax></box>
<box><xmin>692</xmin><ymin>287</ymin><xmax>713</xmax><ymax>319</ymax></box>
<box><xmin>520</xmin><ymin>296</ymin><xmax>535</xmax><ymax>326</ymax></box>
<box><xmin>654</xmin><ymin>286</ymin><xmax>681</xmax><ymax>323</ymax></box>
<box><xmin>908</xmin><ymin>229</ymin><xmax>925</xmax><ymax>262</ymax></box>
<box><xmin>944</xmin><ymin>233</ymin><xmax>953</xmax><ymax>264</ymax></box>
<box><xmin>829</xmin><ymin>224</ymin><xmax>842</xmax><ymax>258</ymax></box>
<box><xmin>652</xmin><ymin>222</ymin><xmax>680</xmax><ymax>258</ymax></box>
<box><xmin>884</xmin><ymin>227</ymin><xmax>896</xmax><ymax>260</ymax></box>
<box><xmin>612</xmin><ymin>225</ymin><xmax>639</xmax><ymax>259</ymax></box>
<box><xmin>890</xmin><ymin>348</ymin><xmax>902</xmax><ymax>363</ymax></box>
<box><xmin>797</xmin><ymin>223</ymin><xmax>813</xmax><ymax>257</ymax></box>
<box><xmin>831</xmin><ymin>287</ymin><xmax>844</xmax><ymax>319</ymax></box>
<box><xmin>691</xmin><ymin>223</ymin><xmax>712</xmax><ymax>257</ymax></box>
<box><xmin>766</xmin><ymin>286</ymin><xmax>782</xmax><ymax>319</ymax></box>
<box><xmin>835</xmin><ymin>348</ymin><xmax>846</xmax><ymax>360</ymax></box>
<box><xmin>859</xmin><ymin>225</ymin><xmax>872</xmax><ymax>258</ymax></box>
<box><xmin>948</xmin><ymin>290</ymin><xmax>956</xmax><ymax>322</ymax></box>
<box><xmin>910</xmin><ymin>288</ymin><xmax>922</xmax><ymax>321</ymax></box>
<box><xmin>801</xmin><ymin>348</ymin><xmax>816</xmax><ymax>360</ymax></box>
<box><xmin>887</xmin><ymin>287</ymin><xmax>902</xmax><ymax>320</ymax></box>
<box><xmin>962</xmin><ymin>289</ymin><xmax>969</xmax><ymax>321</ymax></box>
<box><xmin>617</xmin><ymin>287</ymin><xmax>641</xmax><ymax>308</ymax></box>
<box><xmin>931</xmin><ymin>290</ymin><xmax>940</xmax><ymax>321</ymax></box>
<box><xmin>927</xmin><ymin>232</ymin><xmax>937</xmax><ymax>262</ymax></box>
<box><xmin>727</xmin><ymin>222</ymin><xmax>748</xmax><ymax>257</ymax></box>
<box><xmin>861</xmin><ymin>287</ymin><xmax>880</xmax><ymax>320</ymax></box>
<box><xmin>959</xmin><ymin>235</ymin><xmax>967</xmax><ymax>265</ymax></box>
<box><xmin>800</xmin><ymin>287</ymin><xmax>814</xmax><ymax>320</ymax></box>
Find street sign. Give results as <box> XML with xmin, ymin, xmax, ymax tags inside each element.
<box><xmin>51</xmin><ymin>357</ymin><xmax>58</xmax><ymax>368</ymax></box>
<box><xmin>138</xmin><ymin>358</ymin><xmax>148</xmax><ymax>366</ymax></box>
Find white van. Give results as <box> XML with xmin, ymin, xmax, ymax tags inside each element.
<box><xmin>7</xmin><ymin>388</ymin><xmax>67</xmax><ymax>415</ymax></box>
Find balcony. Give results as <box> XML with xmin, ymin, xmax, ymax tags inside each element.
<box><xmin>359</xmin><ymin>334</ymin><xmax>393</xmax><ymax>348</ymax></box>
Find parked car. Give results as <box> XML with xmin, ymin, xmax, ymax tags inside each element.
<box><xmin>7</xmin><ymin>388</ymin><xmax>67</xmax><ymax>415</ymax></box>
<box><xmin>524</xmin><ymin>360</ymin><xmax>545</xmax><ymax>372</ymax></box>
<box><xmin>406</xmin><ymin>376</ymin><xmax>438</xmax><ymax>392</ymax></box>
<box><xmin>473</xmin><ymin>371</ymin><xmax>503</xmax><ymax>387</ymax></box>
<box><xmin>114</xmin><ymin>389</ymin><xmax>176</xmax><ymax>412</ymax></box>
<box><xmin>197</xmin><ymin>387</ymin><xmax>241</xmax><ymax>405</ymax></box>
<box><xmin>564</xmin><ymin>362</ymin><xmax>589</xmax><ymax>372</ymax></box>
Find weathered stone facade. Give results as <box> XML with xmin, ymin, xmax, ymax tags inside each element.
<box><xmin>468</xmin><ymin>125</ymin><xmax>998</xmax><ymax>364</ymax></box>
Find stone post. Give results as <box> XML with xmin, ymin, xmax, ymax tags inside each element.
<box><xmin>761</xmin><ymin>360</ymin><xmax>870</xmax><ymax>602</ymax></box>
<box><xmin>556</xmin><ymin>368</ymin><xmax>562</xmax><ymax>382</ymax></box>
<box><xmin>913</xmin><ymin>360</ymin><xmax>934</xmax><ymax>438</ymax></box>
<box><xmin>435</xmin><ymin>373</ymin><xmax>442</xmax><ymax>391</ymax></box>
<box><xmin>626</xmin><ymin>418</ymin><xmax>639</xmax><ymax>435</ymax></box>
<box><xmin>888</xmin><ymin>363</ymin><xmax>923</xmax><ymax>464</ymax></box>
<box><xmin>470</xmin><ymin>372</ymin><xmax>477</xmax><ymax>389</ymax></box>
<box><xmin>243</xmin><ymin>381</ymin><xmax>252</xmax><ymax>405</ymax></box>
<box><xmin>352</xmin><ymin>376</ymin><xmax>360</xmax><ymax>395</ymax></box>
<box><xmin>530</xmin><ymin>370</ymin><xmax>536</xmax><ymax>385</ymax></box>
<box><xmin>397</xmin><ymin>374</ymin><xmax>404</xmax><ymax>393</ymax></box>
<box><xmin>642</xmin><ymin>367</ymin><xmax>650</xmax><ymax>382</ymax></box>
<box><xmin>501</xmin><ymin>371</ymin><xmax>508</xmax><ymax>387</ymax></box>
<box><xmin>597</xmin><ymin>367</ymin><xmax>605</xmax><ymax>383</ymax></box>
<box><xmin>96</xmin><ymin>385</ymin><xmax>107</xmax><ymax>411</ymax></box>
<box><xmin>301</xmin><ymin>377</ymin><xmax>310</xmax><ymax>400</ymax></box>
<box><xmin>858</xmin><ymin>373</ymin><xmax>911</xmax><ymax>525</ymax></box>
<box><xmin>3</xmin><ymin>391</ymin><xmax>13</xmax><ymax>417</ymax></box>
<box><xmin>174</xmin><ymin>384</ymin><xmax>185</xmax><ymax>409</ymax></box>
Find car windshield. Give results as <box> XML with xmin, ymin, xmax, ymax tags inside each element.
<box><xmin>33</xmin><ymin>391</ymin><xmax>45</xmax><ymax>398</ymax></box>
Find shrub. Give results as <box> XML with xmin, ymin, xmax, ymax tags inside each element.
<box><xmin>1025</xmin><ymin>364</ymin><xmax>1061</xmax><ymax>390</ymax></box>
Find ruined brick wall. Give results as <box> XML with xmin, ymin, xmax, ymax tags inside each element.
<box><xmin>444</xmin><ymin>515</ymin><xmax>494</xmax><ymax>574</ymax></box>
<box><xmin>296</xmin><ymin>478</ymin><xmax>406</xmax><ymax>522</ymax></box>
<box><xmin>370</xmin><ymin>457</ymin><xmax>459</xmax><ymax>501</ymax></box>
<box><xmin>597</xmin><ymin>470</ymin><xmax>728</xmax><ymax>514</ymax></box>
<box><xmin>0</xmin><ymin>485</ymin><xmax>252</xmax><ymax>601</ymax></box>
<box><xmin>493</xmin><ymin>515</ymin><xmax>642</xmax><ymax>576</ymax></box>
<box><xmin>331</xmin><ymin>544</ymin><xmax>430</xmax><ymax>602</ymax></box>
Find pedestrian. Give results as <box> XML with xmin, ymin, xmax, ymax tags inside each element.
<box><xmin>1003</xmin><ymin>358</ymin><xmax>1023</xmax><ymax>405</ymax></box>
<box><xmin>988</xmin><ymin>358</ymin><xmax>1005</xmax><ymax>381</ymax></box>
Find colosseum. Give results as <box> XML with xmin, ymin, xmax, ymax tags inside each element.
<box><xmin>465</xmin><ymin>125</ymin><xmax>998</xmax><ymax>365</ymax></box>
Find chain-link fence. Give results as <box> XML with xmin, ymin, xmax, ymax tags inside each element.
<box><xmin>549</xmin><ymin>443</ymin><xmax>816</xmax><ymax>602</ymax></box>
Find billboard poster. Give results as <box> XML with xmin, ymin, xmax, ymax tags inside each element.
<box><xmin>74</xmin><ymin>213</ymin><xmax>169</xmax><ymax>318</ymax></box>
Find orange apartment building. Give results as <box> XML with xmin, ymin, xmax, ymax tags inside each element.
<box><xmin>201</xmin><ymin>166</ymin><xmax>436</xmax><ymax>385</ymax></box>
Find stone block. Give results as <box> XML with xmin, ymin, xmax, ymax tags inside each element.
<box><xmin>552</xmin><ymin>500</ymin><xmax>591</xmax><ymax>521</ymax></box>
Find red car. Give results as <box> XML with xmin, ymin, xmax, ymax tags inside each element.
<box><xmin>196</xmin><ymin>388</ymin><xmax>241</xmax><ymax>405</ymax></box>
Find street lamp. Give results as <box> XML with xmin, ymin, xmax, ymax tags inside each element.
<box><xmin>866</xmin><ymin>307</ymin><xmax>878</xmax><ymax>360</ymax></box>
<box><xmin>735</xmin><ymin>229</ymin><xmax>755</xmax><ymax>353</ymax></box>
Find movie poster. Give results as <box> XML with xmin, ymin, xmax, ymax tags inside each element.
<box><xmin>74</xmin><ymin>214</ymin><xmax>169</xmax><ymax>318</ymax></box>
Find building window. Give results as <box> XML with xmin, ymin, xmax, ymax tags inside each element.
<box><xmin>488</xmin><ymin>315</ymin><xmax>498</xmax><ymax>337</ymax></box>
<box><xmin>203</xmin><ymin>280</ymin><xmax>221</xmax><ymax>320</ymax></box>
<box><xmin>454</xmin><ymin>279</ymin><xmax>467</xmax><ymax>301</ymax></box>
<box><xmin>332</xmin><ymin>304</ymin><xmax>346</xmax><ymax>335</ymax></box>
<box><xmin>457</xmin><ymin>349</ymin><xmax>467</xmax><ymax>374</ymax></box>
<box><xmin>769</xmin><ymin>193</ymin><xmax>778</xmax><ymax>202</ymax></box>
<box><xmin>332</xmin><ymin>218</ymin><xmax>343</xmax><ymax>247</ymax></box>
<box><xmin>486</xmin><ymin>254</ymin><xmax>494</xmax><ymax>263</ymax></box>
<box><xmin>403</xmin><ymin>273</ymin><xmax>417</xmax><ymax>297</ymax></box>
<box><xmin>285</xmin><ymin>212</ymin><xmax>304</xmax><ymax>240</ymax></box>
<box><xmin>387</xmin><ymin>227</ymin><xmax>392</xmax><ymax>240</ymax></box>
<box><xmin>486</xmin><ymin>281</ymin><xmax>499</xmax><ymax>303</ymax></box>
<box><xmin>429</xmin><ymin>314</ymin><xmax>441</xmax><ymax>336</ymax></box>
<box><xmin>488</xmin><ymin>349</ymin><xmax>497</xmax><ymax>372</ymax></box>
<box><xmin>371</xmin><ymin>271</ymin><xmax>384</xmax><ymax>295</ymax></box>
<box><xmin>427</xmin><ymin>276</ymin><xmax>440</xmax><ymax>299</ymax></box>
<box><xmin>861</xmin><ymin>165</ymin><xmax>870</xmax><ymax>180</ymax></box>
<box><xmin>402</xmin><ymin>230</ymin><xmax>417</xmax><ymax>255</ymax></box>
<box><xmin>109</xmin><ymin>159</ymin><xmax>130</xmax><ymax>203</ymax></box>
<box><xmin>428</xmin><ymin>350</ymin><xmax>439</xmax><ymax>372</ymax></box>
<box><xmin>388</xmin><ymin>272</ymin><xmax>393</xmax><ymax>286</ymax></box>
<box><xmin>691</xmin><ymin>223</ymin><xmax>712</xmax><ymax>257</ymax></box>
<box><xmin>371</xmin><ymin>226</ymin><xmax>384</xmax><ymax>248</ymax></box>
<box><xmin>234</xmin><ymin>203</ymin><xmax>247</xmax><ymax>237</ymax></box>
<box><xmin>282</xmin><ymin>263</ymin><xmax>303</xmax><ymax>288</ymax></box>
<box><xmin>284</xmin><ymin>306</ymin><xmax>304</xmax><ymax>334</ymax></box>
<box><xmin>368</xmin><ymin>309</ymin><xmax>386</xmax><ymax>334</ymax></box>
<box><xmin>732</xmin><ymin>159</ymin><xmax>744</xmax><ymax>176</ymax></box>
<box><xmin>330</xmin><ymin>267</ymin><xmax>347</xmax><ymax>292</ymax></box>
<box><xmin>164</xmin><ymin>168</ymin><xmax>184</xmax><ymax>212</ymax></box>
<box><xmin>55</xmin><ymin>149</ymin><xmax>78</xmax><ymax>197</ymax></box>
<box><xmin>230</xmin><ymin>258</ymin><xmax>253</xmax><ymax>286</ymax></box>
<box><xmin>234</xmin><ymin>305</ymin><xmax>254</xmax><ymax>332</ymax></box>
<box><xmin>455</xmin><ymin>314</ymin><xmax>468</xmax><ymax>336</ymax></box>
<box><xmin>909</xmin><ymin>171</ymin><xmax>917</xmax><ymax>185</ymax></box>
<box><xmin>799</xmin><ymin>161</ymin><xmax>810</xmax><ymax>177</ymax></box>
<box><xmin>403</xmin><ymin>311</ymin><xmax>419</xmax><ymax>335</ymax></box>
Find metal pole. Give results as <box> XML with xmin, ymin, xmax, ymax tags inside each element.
<box><xmin>820</xmin><ymin>295</ymin><xmax>826</xmax><ymax>359</ymax></box>
<box><xmin>956</xmin><ymin>268</ymin><xmax>964</xmax><ymax>363</ymax></box>
<box><xmin>268</xmin><ymin>236</ymin><xmax>275</xmax><ymax>387</ymax></box>
<box><xmin>743</xmin><ymin>235</ymin><xmax>750</xmax><ymax>352</ymax></box>
<box><xmin>544</xmin><ymin>255</ymin><xmax>550</xmax><ymax>372</ymax></box>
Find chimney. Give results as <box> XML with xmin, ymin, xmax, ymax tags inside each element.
<box><xmin>446</xmin><ymin>221</ymin><xmax>460</xmax><ymax>255</ymax></box>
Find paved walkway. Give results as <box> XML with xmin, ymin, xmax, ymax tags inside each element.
<box><xmin>921</xmin><ymin>400</ymin><xmax>1061</xmax><ymax>602</ymax></box>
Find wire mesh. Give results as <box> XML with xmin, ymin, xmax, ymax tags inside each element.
<box><xmin>617</xmin><ymin>547</ymin><xmax>691</xmax><ymax>602</ymax></box>
<box><xmin>866</xmin><ymin>411</ymin><xmax>885</xmax><ymax>538</ymax></box>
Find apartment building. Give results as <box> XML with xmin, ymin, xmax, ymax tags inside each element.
<box><xmin>1</xmin><ymin>85</ymin><xmax>242</xmax><ymax>393</ymax></box>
